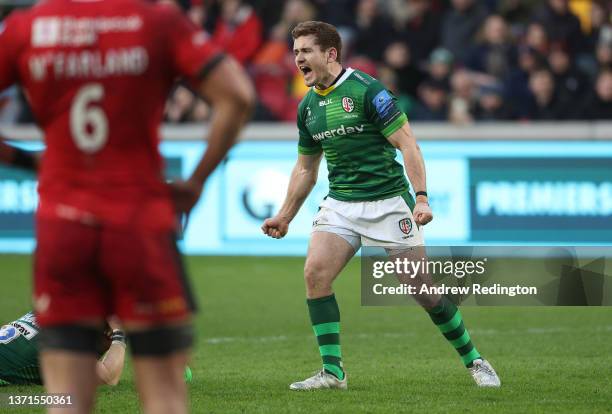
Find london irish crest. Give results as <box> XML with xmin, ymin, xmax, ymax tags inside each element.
<box><xmin>398</xmin><ymin>218</ymin><xmax>412</xmax><ymax>235</ymax></box>
<box><xmin>342</xmin><ymin>97</ymin><xmax>354</xmax><ymax>112</ymax></box>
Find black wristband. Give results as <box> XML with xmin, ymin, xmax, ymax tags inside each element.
<box><xmin>415</xmin><ymin>191</ymin><xmax>428</xmax><ymax>198</ymax></box>
<box><xmin>12</xmin><ymin>148</ymin><xmax>37</xmax><ymax>171</ymax></box>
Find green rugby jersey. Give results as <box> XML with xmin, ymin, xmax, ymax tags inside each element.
<box><xmin>0</xmin><ymin>312</ymin><xmax>42</xmax><ymax>385</ymax></box>
<box><xmin>297</xmin><ymin>68</ymin><xmax>409</xmax><ymax>201</ymax></box>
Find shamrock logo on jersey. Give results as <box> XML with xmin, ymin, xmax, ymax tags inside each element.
<box><xmin>342</xmin><ymin>97</ymin><xmax>354</xmax><ymax>113</ymax></box>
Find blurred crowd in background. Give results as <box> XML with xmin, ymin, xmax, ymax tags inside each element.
<box><xmin>1</xmin><ymin>0</ymin><xmax>611</xmax><ymax>124</ymax></box>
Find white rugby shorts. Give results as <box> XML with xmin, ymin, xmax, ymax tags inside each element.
<box><xmin>311</xmin><ymin>193</ymin><xmax>424</xmax><ymax>251</ymax></box>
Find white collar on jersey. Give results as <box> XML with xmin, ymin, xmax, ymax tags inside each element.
<box><xmin>312</xmin><ymin>67</ymin><xmax>355</xmax><ymax>96</ymax></box>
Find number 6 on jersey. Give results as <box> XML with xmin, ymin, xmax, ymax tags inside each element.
<box><xmin>70</xmin><ymin>83</ymin><xmax>108</xmax><ymax>153</ymax></box>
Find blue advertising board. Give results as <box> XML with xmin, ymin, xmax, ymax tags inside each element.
<box><xmin>0</xmin><ymin>140</ymin><xmax>611</xmax><ymax>254</ymax></box>
<box><xmin>470</xmin><ymin>158</ymin><xmax>612</xmax><ymax>242</ymax></box>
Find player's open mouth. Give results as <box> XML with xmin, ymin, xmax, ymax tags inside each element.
<box><xmin>300</xmin><ymin>66</ymin><xmax>312</xmax><ymax>75</ymax></box>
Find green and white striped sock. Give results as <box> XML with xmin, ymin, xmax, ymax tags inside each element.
<box><xmin>428</xmin><ymin>296</ymin><xmax>481</xmax><ymax>367</ymax></box>
<box><xmin>307</xmin><ymin>294</ymin><xmax>344</xmax><ymax>380</ymax></box>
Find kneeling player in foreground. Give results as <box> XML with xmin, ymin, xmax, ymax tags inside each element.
<box><xmin>262</xmin><ymin>21</ymin><xmax>500</xmax><ymax>390</ymax></box>
<box><xmin>0</xmin><ymin>312</ymin><xmax>193</xmax><ymax>387</ymax></box>
<box><xmin>0</xmin><ymin>313</ymin><xmax>126</xmax><ymax>387</ymax></box>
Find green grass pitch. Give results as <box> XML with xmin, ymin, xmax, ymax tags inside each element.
<box><xmin>1</xmin><ymin>254</ymin><xmax>611</xmax><ymax>413</ymax></box>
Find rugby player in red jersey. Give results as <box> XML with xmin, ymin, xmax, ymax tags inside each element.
<box><xmin>0</xmin><ymin>0</ymin><xmax>254</xmax><ymax>412</ymax></box>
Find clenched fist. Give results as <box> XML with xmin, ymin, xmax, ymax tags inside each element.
<box><xmin>261</xmin><ymin>215</ymin><xmax>290</xmax><ymax>239</ymax></box>
<box><xmin>413</xmin><ymin>201</ymin><xmax>433</xmax><ymax>225</ymax></box>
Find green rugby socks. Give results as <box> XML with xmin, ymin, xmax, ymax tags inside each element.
<box><xmin>428</xmin><ymin>296</ymin><xmax>481</xmax><ymax>367</ymax></box>
<box><xmin>307</xmin><ymin>294</ymin><xmax>345</xmax><ymax>380</ymax></box>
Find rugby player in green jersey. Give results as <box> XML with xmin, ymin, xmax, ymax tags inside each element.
<box><xmin>262</xmin><ymin>21</ymin><xmax>500</xmax><ymax>390</ymax></box>
<box><xmin>0</xmin><ymin>312</ymin><xmax>126</xmax><ymax>386</ymax></box>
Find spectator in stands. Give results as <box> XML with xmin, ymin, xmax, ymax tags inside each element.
<box><xmin>309</xmin><ymin>0</ymin><xmax>358</xmax><ymax>51</ymax></box>
<box><xmin>191</xmin><ymin>99</ymin><xmax>211</xmax><ymax>122</ymax></box>
<box><xmin>595</xmin><ymin>33</ymin><xmax>612</xmax><ymax>71</ymax></box>
<box><xmin>311</xmin><ymin>0</ymin><xmax>357</xmax><ymax>30</ymax></box>
<box><xmin>249</xmin><ymin>0</ymin><xmax>315</xmax><ymax>121</ymax></box>
<box><xmin>498</xmin><ymin>0</ymin><xmax>538</xmax><ymax>36</ymax></box>
<box><xmin>350</xmin><ymin>0</ymin><xmax>394</xmax><ymax>62</ymax></box>
<box><xmin>533</xmin><ymin>0</ymin><xmax>585</xmax><ymax>55</ymax></box>
<box><xmin>160</xmin><ymin>0</ymin><xmax>216</xmax><ymax>124</ymax></box>
<box><xmin>386</xmin><ymin>0</ymin><xmax>442</xmax><ymax>67</ymax></box>
<box><xmin>377</xmin><ymin>66</ymin><xmax>413</xmax><ymax>115</ymax></box>
<box><xmin>525</xmin><ymin>22</ymin><xmax>550</xmax><ymax>56</ymax></box>
<box><xmin>579</xmin><ymin>70</ymin><xmax>612</xmax><ymax>120</ymax></box>
<box><xmin>426</xmin><ymin>48</ymin><xmax>454</xmax><ymax>90</ymax></box>
<box><xmin>440</xmin><ymin>0</ymin><xmax>489</xmax><ymax>63</ymax></box>
<box><xmin>2</xmin><ymin>0</ymin><xmax>610</xmax><ymax>124</ymax></box>
<box><xmin>211</xmin><ymin>0</ymin><xmax>263</xmax><ymax>65</ymax></box>
<box><xmin>449</xmin><ymin>69</ymin><xmax>478</xmax><ymax>124</ymax></box>
<box><xmin>187</xmin><ymin>0</ymin><xmax>206</xmax><ymax>27</ymax></box>
<box><xmin>345</xmin><ymin>55</ymin><xmax>378</xmax><ymax>78</ymax></box>
<box><xmin>548</xmin><ymin>42</ymin><xmax>589</xmax><ymax>104</ymax></box>
<box><xmin>505</xmin><ymin>46</ymin><xmax>547</xmax><ymax>116</ymax></box>
<box><xmin>251</xmin><ymin>0</ymin><xmax>286</xmax><ymax>39</ymax></box>
<box><xmin>585</xmin><ymin>1</ymin><xmax>610</xmax><ymax>54</ymax></box>
<box><xmin>473</xmin><ymin>83</ymin><xmax>516</xmax><ymax>121</ymax></box>
<box><xmin>410</xmin><ymin>79</ymin><xmax>449</xmax><ymax>121</ymax></box>
<box><xmin>465</xmin><ymin>14</ymin><xmax>517</xmax><ymax>80</ymax></box>
<box><xmin>383</xmin><ymin>42</ymin><xmax>426</xmax><ymax>98</ymax></box>
<box><xmin>165</xmin><ymin>86</ymin><xmax>208</xmax><ymax>123</ymax></box>
<box><xmin>525</xmin><ymin>68</ymin><xmax>569</xmax><ymax>120</ymax></box>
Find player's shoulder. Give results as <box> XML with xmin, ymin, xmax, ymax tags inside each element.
<box><xmin>347</xmin><ymin>68</ymin><xmax>377</xmax><ymax>86</ymax></box>
<box><xmin>297</xmin><ymin>89</ymin><xmax>316</xmax><ymax>118</ymax></box>
<box><xmin>347</xmin><ymin>68</ymin><xmax>384</xmax><ymax>91</ymax></box>
<box><xmin>346</xmin><ymin>68</ymin><xmax>386</xmax><ymax>96</ymax></box>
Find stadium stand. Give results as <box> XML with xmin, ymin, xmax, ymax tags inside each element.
<box><xmin>1</xmin><ymin>0</ymin><xmax>611</xmax><ymax>123</ymax></box>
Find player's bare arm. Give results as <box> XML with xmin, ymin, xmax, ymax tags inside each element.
<box><xmin>96</xmin><ymin>319</ymin><xmax>126</xmax><ymax>386</ymax></box>
<box><xmin>170</xmin><ymin>57</ymin><xmax>256</xmax><ymax>214</ymax></box>
<box><xmin>386</xmin><ymin>122</ymin><xmax>433</xmax><ymax>226</ymax></box>
<box><xmin>262</xmin><ymin>152</ymin><xmax>323</xmax><ymax>239</ymax></box>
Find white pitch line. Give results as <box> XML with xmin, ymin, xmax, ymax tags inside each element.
<box><xmin>205</xmin><ymin>335</ymin><xmax>288</xmax><ymax>344</ymax></box>
<box><xmin>202</xmin><ymin>326</ymin><xmax>612</xmax><ymax>345</ymax></box>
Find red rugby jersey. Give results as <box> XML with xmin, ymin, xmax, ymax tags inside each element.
<box><xmin>0</xmin><ymin>0</ymin><xmax>222</xmax><ymax>230</ymax></box>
